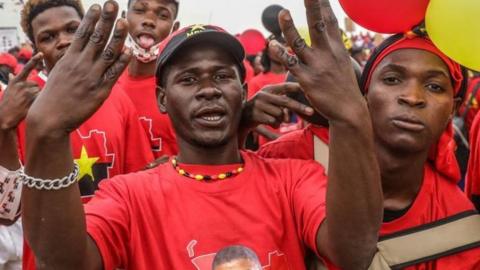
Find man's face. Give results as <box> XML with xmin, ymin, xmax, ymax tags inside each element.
<box><xmin>159</xmin><ymin>43</ymin><xmax>245</xmax><ymax>148</ymax></box>
<box><xmin>127</xmin><ymin>0</ymin><xmax>176</xmax><ymax>49</ymax></box>
<box><xmin>31</xmin><ymin>6</ymin><xmax>81</xmax><ymax>71</ymax></box>
<box><xmin>367</xmin><ymin>49</ymin><xmax>456</xmax><ymax>154</ymax></box>
<box><xmin>213</xmin><ymin>258</ymin><xmax>261</xmax><ymax>270</ymax></box>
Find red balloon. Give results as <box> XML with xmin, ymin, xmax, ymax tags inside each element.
<box><xmin>339</xmin><ymin>0</ymin><xmax>430</xmax><ymax>34</ymax></box>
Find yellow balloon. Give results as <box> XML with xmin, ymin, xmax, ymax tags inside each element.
<box><xmin>297</xmin><ymin>27</ymin><xmax>352</xmax><ymax>51</ymax></box>
<box><xmin>426</xmin><ymin>0</ymin><xmax>480</xmax><ymax>71</ymax></box>
<box><xmin>297</xmin><ymin>27</ymin><xmax>312</xmax><ymax>47</ymax></box>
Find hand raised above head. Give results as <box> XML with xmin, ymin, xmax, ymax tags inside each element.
<box><xmin>26</xmin><ymin>1</ymin><xmax>131</xmax><ymax>136</ymax></box>
<box><xmin>0</xmin><ymin>53</ymin><xmax>43</xmax><ymax>131</ymax></box>
<box><xmin>269</xmin><ymin>0</ymin><xmax>367</xmax><ymax>123</ymax></box>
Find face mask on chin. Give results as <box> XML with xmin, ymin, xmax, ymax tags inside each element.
<box><xmin>126</xmin><ymin>35</ymin><xmax>161</xmax><ymax>63</ymax></box>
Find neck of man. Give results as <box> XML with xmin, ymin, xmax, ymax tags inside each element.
<box><xmin>176</xmin><ymin>137</ymin><xmax>243</xmax><ymax>165</ymax></box>
<box><xmin>375</xmin><ymin>142</ymin><xmax>429</xmax><ymax>211</ymax></box>
<box><xmin>128</xmin><ymin>58</ymin><xmax>157</xmax><ymax>77</ymax></box>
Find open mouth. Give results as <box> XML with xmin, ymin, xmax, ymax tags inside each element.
<box><xmin>194</xmin><ymin>107</ymin><xmax>227</xmax><ymax>127</ymax></box>
<box><xmin>136</xmin><ymin>33</ymin><xmax>156</xmax><ymax>49</ymax></box>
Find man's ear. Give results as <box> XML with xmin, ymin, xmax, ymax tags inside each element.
<box><xmin>157</xmin><ymin>86</ymin><xmax>168</xmax><ymax>114</ymax></box>
<box><xmin>172</xmin><ymin>21</ymin><xmax>180</xmax><ymax>33</ymax></box>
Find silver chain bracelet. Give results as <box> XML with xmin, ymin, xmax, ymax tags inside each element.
<box><xmin>21</xmin><ymin>163</ymin><xmax>79</xmax><ymax>191</ymax></box>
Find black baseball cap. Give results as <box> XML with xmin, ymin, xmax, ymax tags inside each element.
<box><xmin>155</xmin><ymin>24</ymin><xmax>246</xmax><ymax>84</ymax></box>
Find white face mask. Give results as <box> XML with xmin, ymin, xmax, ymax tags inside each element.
<box><xmin>126</xmin><ymin>35</ymin><xmax>162</xmax><ymax>63</ymax></box>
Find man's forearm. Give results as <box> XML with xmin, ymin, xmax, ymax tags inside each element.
<box><xmin>0</xmin><ymin>127</ymin><xmax>20</xmax><ymax>170</ymax></box>
<box><xmin>23</xmin><ymin>125</ymin><xmax>89</xmax><ymax>269</ymax></box>
<box><xmin>319</xmin><ymin>106</ymin><xmax>383</xmax><ymax>270</ymax></box>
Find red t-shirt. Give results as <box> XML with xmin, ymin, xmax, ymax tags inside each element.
<box><xmin>116</xmin><ymin>71</ymin><xmax>178</xmax><ymax>158</ymax></box>
<box><xmin>258</xmin><ymin>125</ymin><xmax>329</xmax><ymax>159</ymax></box>
<box><xmin>247</xmin><ymin>72</ymin><xmax>287</xmax><ymax>100</ymax></box>
<box><xmin>378</xmin><ymin>164</ymin><xmax>480</xmax><ymax>270</ymax></box>
<box><xmin>84</xmin><ymin>151</ymin><xmax>327</xmax><ymax>270</ymax></box>
<box><xmin>466</xmin><ymin>112</ymin><xmax>480</xmax><ymax>211</ymax></box>
<box><xmin>258</xmin><ymin>126</ymin><xmax>480</xmax><ymax>269</ymax></box>
<box><xmin>20</xmin><ymin>75</ymin><xmax>155</xmax><ymax>270</ymax></box>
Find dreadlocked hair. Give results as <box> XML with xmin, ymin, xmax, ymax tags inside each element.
<box><xmin>21</xmin><ymin>0</ymin><xmax>85</xmax><ymax>43</ymax></box>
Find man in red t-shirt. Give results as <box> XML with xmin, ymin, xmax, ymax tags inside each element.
<box><xmin>115</xmin><ymin>0</ymin><xmax>180</xmax><ymax>159</ymax></box>
<box><xmin>18</xmin><ymin>1</ymin><xmax>154</xmax><ymax>269</ymax></box>
<box><xmin>20</xmin><ymin>2</ymin><xmax>382</xmax><ymax>270</ymax></box>
<box><xmin>258</xmin><ymin>32</ymin><xmax>480</xmax><ymax>268</ymax></box>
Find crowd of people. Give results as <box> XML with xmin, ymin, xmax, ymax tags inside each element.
<box><xmin>0</xmin><ymin>0</ymin><xmax>479</xmax><ymax>269</ymax></box>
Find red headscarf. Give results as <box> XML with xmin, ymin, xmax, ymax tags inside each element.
<box><xmin>362</xmin><ymin>34</ymin><xmax>464</xmax><ymax>182</ymax></box>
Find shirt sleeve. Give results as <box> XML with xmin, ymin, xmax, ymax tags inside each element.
<box><xmin>120</xmin><ymin>91</ymin><xmax>155</xmax><ymax>173</ymax></box>
<box><xmin>84</xmin><ymin>177</ymin><xmax>131</xmax><ymax>270</ymax></box>
<box><xmin>288</xmin><ymin>160</ymin><xmax>327</xmax><ymax>256</ymax></box>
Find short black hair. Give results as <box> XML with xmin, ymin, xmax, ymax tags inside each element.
<box><xmin>128</xmin><ymin>0</ymin><xmax>179</xmax><ymax>18</ymax></box>
<box><xmin>212</xmin><ymin>245</ymin><xmax>262</xmax><ymax>270</ymax></box>
<box><xmin>21</xmin><ymin>0</ymin><xmax>85</xmax><ymax>44</ymax></box>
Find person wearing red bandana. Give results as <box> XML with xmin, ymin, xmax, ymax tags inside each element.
<box><xmin>258</xmin><ymin>25</ymin><xmax>480</xmax><ymax>268</ymax></box>
<box><xmin>115</xmin><ymin>0</ymin><xmax>180</xmax><ymax>159</ymax></box>
<box><xmin>20</xmin><ymin>1</ymin><xmax>383</xmax><ymax>269</ymax></box>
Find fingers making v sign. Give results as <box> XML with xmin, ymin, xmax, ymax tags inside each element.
<box><xmin>26</xmin><ymin>1</ymin><xmax>130</xmax><ymax>135</ymax></box>
<box><xmin>269</xmin><ymin>0</ymin><xmax>367</xmax><ymax>124</ymax></box>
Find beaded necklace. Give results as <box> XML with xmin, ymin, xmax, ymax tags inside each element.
<box><xmin>171</xmin><ymin>157</ymin><xmax>244</xmax><ymax>181</ymax></box>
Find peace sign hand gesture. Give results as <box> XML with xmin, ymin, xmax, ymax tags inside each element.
<box><xmin>0</xmin><ymin>53</ymin><xmax>43</xmax><ymax>131</ymax></box>
<box><xmin>26</xmin><ymin>1</ymin><xmax>130</xmax><ymax>136</ymax></box>
<box><xmin>270</xmin><ymin>0</ymin><xmax>368</xmax><ymax>124</ymax></box>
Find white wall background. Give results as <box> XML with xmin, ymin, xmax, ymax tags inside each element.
<box><xmin>0</xmin><ymin>0</ymin><xmax>366</xmax><ymax>46</ymax></box>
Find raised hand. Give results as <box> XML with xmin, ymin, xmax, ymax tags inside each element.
<box><xmin>26</xmin><ymin>1</ymin><xmax>130</xmax><ymax>135</ymax></box>
<box><xmin>269</xmin><ymin>0</ymin><xmax>367</xmax><ymax>123</ymax></box>
<box><xmin>242</xmin><ymin>82</ymin><xmax>314</xmax><ymax>129</ymax></box>
<box><xmin>0</xmin><ymin>53</ymin><xmax>42</xmax><ymax>130</ymax></box>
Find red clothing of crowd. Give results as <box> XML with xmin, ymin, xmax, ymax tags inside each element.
<box><xmin>247</xmin><ymin>71</ymin><xmax>286</xmax><ymax>100</ymax></box>
<box><xmin>466</xmin><ymin>112</ymin><xmax>480</xmax><ymax>211</ymax></box>
<box><xmin>459</xmin><ymin>76</ymin><xmax>480</xmax><ymax>134</ymax></box>
<box><xmin>116</xmin><ymin>71</ymin><xmax>178</xmax><ymax>158</ymax></box>
<box><xmin>84</xmin><ymin>151</ymin><xmax>327</xmax><ymax>270</ymax></box>
<box><xmin>258</xmin><ymin>125</ymin><xmax>329</xmax><ymax>160</ymax></box>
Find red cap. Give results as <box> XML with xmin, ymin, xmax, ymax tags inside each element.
<box><xmin>18</xmin><ymin>48</ymin><xmax>33</xmax><ymax>60</ymax></box>
<box><xmin>0</xmin><ymin>53</ymin><xmax>18</xmax><ymax>70</ymax></box>
<box><xmin>156</xmin><ymin>24</ymin><xmax>246</xmax><ymax>83</ymax></box>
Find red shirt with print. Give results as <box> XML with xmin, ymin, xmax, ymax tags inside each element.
<box><xmin>116</xmin><ymin>71</ymin><xmax>178</xmax><ymax>158</ymax></box>
<box><xmin>20</xmin><ymin>76</ymin><xmax>154</xmax><ymax>270</ymax></box>
<box><xmin>84</xmin><ymin>151</ymin><xmax>327</xmax><ymax>270</ymax></box>
<box><xmin>258</xmin><ymin>126</ymin><xmax>480</xmax><ymax>269</ymax></box>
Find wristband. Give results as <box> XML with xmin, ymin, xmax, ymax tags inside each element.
<box><xmin>21</xmin><ymin>163</ymin><xmax>79</xmax><ymax>191</ymax></box>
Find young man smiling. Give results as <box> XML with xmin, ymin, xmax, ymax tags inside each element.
<box><xmin>20</xmin><ymin>1</ymin><xmax>382</xmax><ymax>269</ymax></box>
